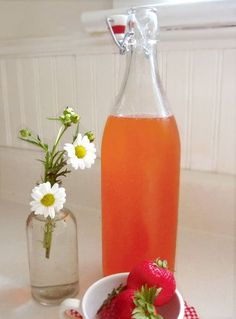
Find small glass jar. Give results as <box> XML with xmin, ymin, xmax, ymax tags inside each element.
<box><xmin>26</xmin><ymin>207</ymin><xmax>79</xmax><ymax>305</ymax></box>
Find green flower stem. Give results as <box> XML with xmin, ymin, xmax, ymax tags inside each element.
<box><xmin>53</xmin><ymin>150</ymin><xmax>66</xmax><ymax>167</ymax></box>
<box><xmin>31</xmin><ymin>136</ymin><xmax>48</xmax><ymax>151</ymax></box>
<box><xmin>73</xmin><ymin>122</ymin><xmax>80</xmax><ymax>143</ymax></box>
<box><xmin>43</xmin><ymin>218</ymin><xmax>55</xmax><ymax>259</ymax></box>
<box><xmin>51</xmin><ymin>125</ymin><xmax>67</xmax><ymax>158</ymax></box>
<box><xmin>20</xmin><ymin>135</ymin><xmax>47</xmax><ymax>151</ymax></box>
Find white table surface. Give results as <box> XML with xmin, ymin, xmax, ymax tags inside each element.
<box><xmin>0</xmin><ymin>191</ymin><xmax>235</xmax><ymax>319</ymax></box>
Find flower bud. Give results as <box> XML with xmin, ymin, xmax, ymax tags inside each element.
<box><xmin>71</xmin><ymin>114</ymin><xmax>80</xmax><ymax>124</ymax></box>
<box><xmin>65</xmin><ymin>114</ymin><xmax>71</xmax><ymax>121</ymax></box>
<box><xmin>63</xmin><ymin>107</ymin><xmax>74</xmax><ymax>116</ymax></box>
<box><xmin>60</xmin><ymin>114</ymin><xmax>70</xmax><ymax>126</ymax></box>
<box><xmin>20</xmin><ymin>129</ymin><xmax>31</xmax><ymax>138</ymax></box>
<box><xmin>85</xmin><ymin>131</ymin><xmax>95</xmax><ymax>142</ymax></box>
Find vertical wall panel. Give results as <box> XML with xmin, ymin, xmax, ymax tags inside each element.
<box><xmin>32</xmin><ymin>58</ymin><xmax>43</xmax><ymax>138</ymax></box>
<box><xmin>5</xmin><ymin>59</ymin><xmax>21</xmax><ymax>147</ymax></box>
<box><xmin>160</xmin><ymin>51</ymin><xmax>168</xmax><ymax>92</ymax></box>
<box><xmin>0</xmin><ymin>60</ymin><xmax>11</xmax><ymax>146</ymax></box>
<box><xmin>20</xmin><ymin>58</ymin><xmax>41</xmax><ymax>143</ymax></box>
<box><xmin>94</xmin><ymin>54</ymin><xmax>116</xmax><ymax>154</ymax></box>
<box><xmin>189</xmin><ymin>50</ymin><xmax>218</xmax><ymax>171</ymax></box>
<box><xmin>0</xmin><ymin>68</ymin><xmax>6</xmax><ymax>145</ymax></box>
<box><xmin>217</xmin><ymin>49</ymin><xmax>236</xmax><ymax>174</ymax></box>
<box><xmin>75</xmin><ymin>55</ymin><xmax>96</xmax><ymax>139</ymax></box>
<box><xmin>166</xmin><ymin>50</ymin><xmax>189</xmax><ymax>168</ymax></box>
<box><xmin>51</xmin><ymin>56</ymin><xmax>76</xmax><ymax>145</ymax></box>
<box><xmin>16</xmin><ymin>59</ymin><xmax>26</xmax><ymax>128</ymax></box>
<box><xmin>114</xmin><ymin>53</ymin><xmax>126</xmax><ymax>96</ymax></box>
<box><xmin>38</xmin><ymin>57</ymin><xmax>58</xmax><ymax>142</ymax></box>
<box><xmin>184</xmin><ymin>51</ymin><xmax>194</xmax><ymax>169</ymax></box>
<box><xmin>211</xmin><ymin>50</ymin><xmax>223</xmax><ymax>172</ymax></box>
<box><xmin>55</xmin><ymin>56</ymin><xmax>75</xmax><ymax>110</ymax></box>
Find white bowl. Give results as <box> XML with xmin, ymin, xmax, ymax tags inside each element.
<box><xmin>81</xmin><ymin>272</ymin><xmax>185</xmax><ymax>319</ymax></box>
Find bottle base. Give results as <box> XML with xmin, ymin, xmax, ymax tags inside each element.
<box><xmin>31</xmin><ymin>281</ymin><xmax>79</xmax><ymax>306</ymax></box>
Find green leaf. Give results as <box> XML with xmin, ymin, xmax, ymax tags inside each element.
<box><xmin>52</xmin><ymin>150</ymin><xmax>62</xmax><ymax>161</ymax></box>
<box><xmin>133</xmin><ymin>285</ymin><xmax>164</xmax><ymax>319</ymax></box>
<box><xmin>56</xmin><ymin>169</ymin><xmax>71</xmax><ymax>177</ymax></box>
<box><xmin>147</xmin><ymin>303</ymin><xmax>155</xmax><ymax>313</ymax></box>
<box><xmin>19</xmin><ymin>138</ymin><xmax>40</xmax><ymax>147</ymax></box>
<box><xmin>47</xmin><ymin>117</ymin><xmax>60</xmax><ymax>121</ymax></box>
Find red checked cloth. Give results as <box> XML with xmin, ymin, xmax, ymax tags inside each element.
<box><xmin>184</xmin><ymin>301</ymin><xmax>199</xmax><ymax>319</ymax></box>
<box><xmin>65</xmin><ymin>301</ymin><xmax>199</xmax><ymax>319</ymax></box>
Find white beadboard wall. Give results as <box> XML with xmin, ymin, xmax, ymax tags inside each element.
<box><xmin>0</xmin><ymin>35</ymin><xmax>235</xmax><ymax>175</ymax></box>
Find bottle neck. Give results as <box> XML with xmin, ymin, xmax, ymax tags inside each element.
<box><xmin>112</xmin><ymin>43</ymin><xmax>172</xmax><ymax>118</ymax></box>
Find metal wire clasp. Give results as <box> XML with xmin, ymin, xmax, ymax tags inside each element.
<box><xmin>106</xmin><ymin>14</ymin><xmax>135</xmax><ymax>55</ymax></box>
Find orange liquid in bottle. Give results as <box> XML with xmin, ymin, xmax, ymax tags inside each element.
<box><xmin>101</xmin><ymin>115</ymin><xmax>180</xmax><ymax>275</ymax></box>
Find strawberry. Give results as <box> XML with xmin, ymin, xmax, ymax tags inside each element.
<box><xmin>107</xmin><ymin>288</ymin><xmax>136</xmax><ymax>319</ymax></box>
<box><xmin>97</xmin><ymin>285</ymin><xmax>163</xmax><ymax>319</ymax></box>
<box><xmin>97</xmin><ymin>284</ymin><xmax>125</xmax><ymax>319</ymax></box>
<box><xmin>127</xmin><ymin>258</ymin><xmax>176</xmax><ymax>306</ymax></box>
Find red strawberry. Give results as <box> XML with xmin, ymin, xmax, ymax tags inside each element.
<box><xmin>97</xmin><ymin>284</ymin><xmax>125</xmax><ymax>319</ymax></box>
<box><xmin>97</xmin><ymin>285</ymin><xmax>163</xmax><ymax>319</ymax></box>
<box><xmin>108</xmin><ymin>288</ymin><xmax>136</xmax><ymax>319</ymax></box>
<box><xmin>127</xmin><ymin>258</ymin><xmax>176</xmax><ymax>306</ymax></box>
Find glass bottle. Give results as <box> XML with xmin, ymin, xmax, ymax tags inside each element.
<box><xmin>101</xmin><ymin>7</ymin><xmax>180</xmax><ymax>275</ymax></box>
<box><xmin>26</xmin><ymin>207</ymin><xmax>79</xmax><ymax>305</ymax></box>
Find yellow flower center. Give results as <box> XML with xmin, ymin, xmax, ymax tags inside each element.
<box><xmin>41</xmin><ymin>193</ymin><xmax>55</xmax><ymax>207</ymax></box>
<box><xmin>75</xmin><ymin>145</ymin><xmax>86</xmax><ymax>158</ymax></box>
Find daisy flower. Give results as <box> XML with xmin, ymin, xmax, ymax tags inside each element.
<box><xmin>64</xmin><ymin>133</ymin><xmax>96</xmax><ymax>170</ymax></box>
<box><xmin>30</xmin><ymin>182</ymin><xmax>66</xmax><ymax>218</ymax></box>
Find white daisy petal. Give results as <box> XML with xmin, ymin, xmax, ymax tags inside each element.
<box><xmin>78</xmin><ymin>159</ymin><xmax>85</xmax><ymax>170</ymax></box>
<box><xmin>48</xmin><ymin>207</ymin><xmax>55</xmax><ymax>218</ymax></box>
<box><xmin>84</xmin><ymin>161</ymin><xmax>91</xmax><ymax>168</ymax></box>
<box><xmin>56</xmin><ymin>195</ymin><xmax>66</xmax><ymax>203</ymax></box>
<box><xmin>64</xmin><ymin>135</ymin><xmax>96</xmax><ymax>171</ymax></box>
<box><xmin>46</xmin><ymin>181</ymin><xmax>52</xmax><ymax>191</ymax></box>
<box><xmin>30</xmin><ymin>182</ymin><xmax>66</xmax><ymax>218</ymax></box>
<box><xmin>87</xmin><ymin>143</ymin><xmax>96</xmax><ymax>152</ymax></box>
<box><xmin>81</xmin><ymin>135</ymin><xmax>90</xmax><ymax>147</ymax></box>
<box><xmin>40</xmin><ymin>182</ymin><xmax>50</xmax><ymax>195</ymax></box>
<box><xmin>64</xmin><ymin>143</ymin><xmax>73</xmax><ymax>150</ymax></box>
<box><xmin>35</xmin><ymin>206</ymin><xmax>44</xmax><ymax>215</ymax></box>
<box><xmin>31</xmin><ymin>191</ymin><xmax>42</xmax><ymax>201</ymax></box>
<box><xmin>71</xmin><ymin>159</ymin><xmax>79</xmax><ymax>170</ymax></box>
<box><xmin>58</xmin><ymin>192</ymin><xmax>66</xmax><ymax>199</ymax></box>
<box><xmin>43</xmin><ymin>207</ymin><xmax>49</xmax><ymax>218</ymax></box>
<box><xmin>64</xmin><ymin>144</ymin><xmax>75</xmax><ymax>156</ymax></box>
<box><xmin>58</xmin><ymin>185</ymin><xmax>65</xmax><ymax>193</ymax></box>
<box><xmin>31</xmin><ymin>202</ymin><xmax>41</xmax><ymax>210</ymax></box>
<box><xmin>87</xmin><ymin>153</ymin><xmax>96</xmax><ymax>160</ymax></box>
<box><xmin>55</xmin><ymin>203</ymin><xmax>63</xmax><ymax>211</ymax></box>
<box><xmin>74</xmin><ymin>133</ymin><xmax>82</xmax><ymax>145</ymax></box>
<box><xmin>51</xmin><ymin>183</ymin><xmax>59</xmax><ymax>192</ymax></box>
